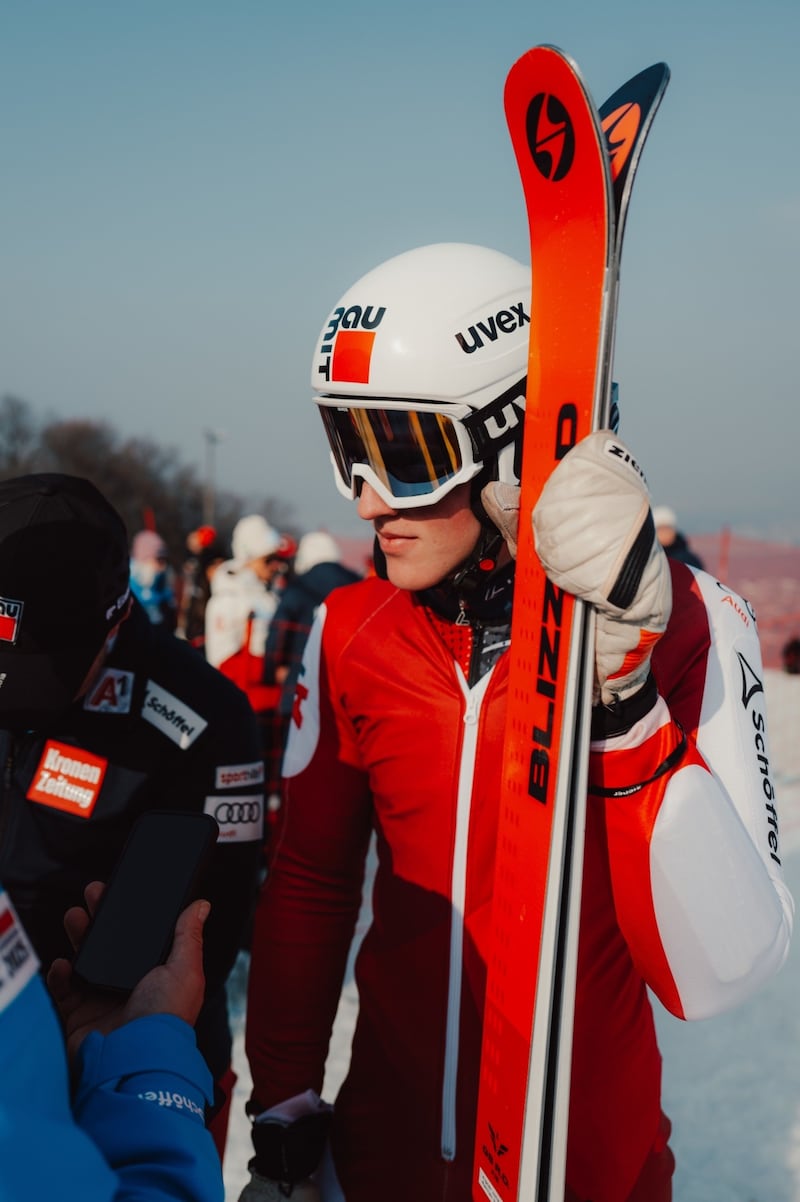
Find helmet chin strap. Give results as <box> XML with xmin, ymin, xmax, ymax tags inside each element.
<box><xmin>430</xmin><ymin>519</ymin><xmax>513</xmax><ymax>624</ymax></box>
<box><xmin>448</xmin><ymin>522</ymin><xmax>506</xmax><ymax>595</ymax></box>
<box><xmin>434</xmin><ymin>472</ymin><xmax>514</xmax><ymax>614</ymax></box>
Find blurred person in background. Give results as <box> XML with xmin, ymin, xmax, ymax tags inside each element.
<box><xmin>205</xmin><ymin>515</ymin><xmax>296</xmax><ymax>852</ymax></box>
<box><xmin>262</xmin><ymin>531</ymin><xmax>361</xmax><ymax>811</ymax></box>
<box><xmin>204</xmin><ymin>515</ymin><xmax>294</xmax><ymax>678</ymax></box>
<box><xmin>781</xmin><ymin>636</ymin><xmax>800</xmax><ymax>675</ymax></box>
<box><xmin>176</xmin><ymin>524</ymin><xmax>227</xmax><ymax>648</ymax></box>
<box><xmin>129</xmin><ymin>528</ymin><xmax>178</xmax><ymax>632</ymax></box>
<box><xmin>652</xmin><ymin>505</ymin><xmax>704</xmax><ymax>570</ymax></box>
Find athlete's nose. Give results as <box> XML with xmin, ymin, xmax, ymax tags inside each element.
<box><xmin>357</xmin><ymin>481</ymin><xmax>397</xmax><ymax>521</ymax></box>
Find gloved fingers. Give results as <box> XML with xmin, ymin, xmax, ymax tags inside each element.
<box><xmin>480</xmin><ymin>480</ymin><xmax>520</xmax><ymax>559</ymax></box>
<box><xmin>532</xmin><ymin>431</ymin><xmax>655</xmax><ymax>611</ymax></box>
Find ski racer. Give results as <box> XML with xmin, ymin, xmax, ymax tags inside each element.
<box><xmin>1</xmin><ymin>880</ymin><xmax>222</xmax><ymax>1201</ymax></box>
<box><xmin>239</xmin><ymin>244</ymin><xmax>794</xmax><ymax>1202</ymax></box>
<box><xmin>0</xmin><ymin>473</ymin><xmax>265</xmax><ymax>1160</ymax></box>
<box><xmin>259</xmin><ymin>531</ymin><xmax>361</xmax><ymax>832</ymax></box>
<box><xmin>204</xmin><ymin>514</ymin><xmax>288</xmax><ymax>678</ymax></box>
<box><xmin>652</xmin><ymin>504</ymin><xmax>705</xmax><ymax>570</ymax></box>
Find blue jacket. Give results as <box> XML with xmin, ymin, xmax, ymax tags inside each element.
<box><xmin>0</xmin><ymin>888</ymin><xmax>222</xmax><ymax>1202</ymax></box>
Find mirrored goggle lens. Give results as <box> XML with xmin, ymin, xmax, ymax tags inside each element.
<box><xmin>319</xmin><ymin>404</ymin><xmax>471</xmax><ymax>501</ymax></box>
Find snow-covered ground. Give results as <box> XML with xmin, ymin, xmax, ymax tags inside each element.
<box><xmin>223</xmin><ymin>668</ymin><xmax>800</xmax><ymax>1201</ymax></box>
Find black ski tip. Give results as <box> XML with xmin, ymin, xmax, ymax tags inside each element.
<box><xmin>599</xmin><ymin>63</ymin><xmax>670</xmax><ymax>120</ymax></box>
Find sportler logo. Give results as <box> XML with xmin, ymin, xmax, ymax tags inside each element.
<box><xmin>28</xmin><ymin>740</ymin><xmax>108</xmax><ymax>818</ymax></box>
<box><xmin>215</xmin><ymin>761</ymin><xmax>265</xmax><ymax>790</ymax></box>
<box><xmin>526</xmin><ymin>92</ymin><xmax>574</xmax><ymax>181</ymax></box>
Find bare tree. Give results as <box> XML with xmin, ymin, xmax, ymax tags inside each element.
<box><xmin>0</xmin><ymin>395</ymin><xmax>41</xmax><ymax>475</ymax></box>
<box><xmin>0</xmin><ymin>397</ymin><xmax>294</xmax><ymax>563</ymax></box>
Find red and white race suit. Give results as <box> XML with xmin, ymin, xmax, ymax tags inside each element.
<box><xmin>245</xmin><ymin>561</ymin><xmax>793</xmax><ymax>1202</ymax></box>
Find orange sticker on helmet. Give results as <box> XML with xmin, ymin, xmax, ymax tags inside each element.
<box><xmin>331</xmin><ymin>329</ymin><xmax>376</xmax><ymax>384</ymax></box>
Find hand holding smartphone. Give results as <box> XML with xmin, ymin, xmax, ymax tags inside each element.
<box><xmin>73</xmin><ymin>810</ymin><xmax>219</xmax><ymax>994</ymax></box>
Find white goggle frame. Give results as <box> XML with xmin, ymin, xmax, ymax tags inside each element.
<box><xmin>315</xmin><ymin>395</ymin><xmax>484</xmax><ymax>511</ymax></box>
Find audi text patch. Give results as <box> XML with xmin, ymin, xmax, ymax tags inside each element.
<box><xmin>204</xmin><ymin>795</ymin><xmax>262</xmax><ymax>843</ymax></box>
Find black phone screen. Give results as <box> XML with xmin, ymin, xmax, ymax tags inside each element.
<box><xmin>73</xmin><ymin>810</ymin><xmax>219</xmax><ymax>994</ymax></box>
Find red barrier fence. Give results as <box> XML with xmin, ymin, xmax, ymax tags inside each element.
<box><xmin>691</xmin><ymin>530</ymin><xmax>800</xmax><ymax>670</ymax></box>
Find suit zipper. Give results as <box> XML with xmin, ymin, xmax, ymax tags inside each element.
<box><xmin>440</xmin><ymin>669</ymin><xmax>491</xmax><ymax>1161</ymax></box>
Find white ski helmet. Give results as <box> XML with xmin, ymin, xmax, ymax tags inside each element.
<box><xmin>231</xmin><ymin>514</ymin><xmax>281</xmax><ymax>564</ymax></box>
<box><xmin>311</xmin><ymin>243</ymin><xmax>531</xmax><ymax>510</ymax></box>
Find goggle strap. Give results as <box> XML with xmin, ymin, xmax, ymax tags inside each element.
<box><xmin>461</xmin><ymin>377</ymin><xmax>527</xmax><ymax>459</ymax></box>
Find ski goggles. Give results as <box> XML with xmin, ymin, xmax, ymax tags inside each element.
<box><xmin>316</xmin><ymin>396</ymin><xmax>484</xmax><ymax>510</ymax></box>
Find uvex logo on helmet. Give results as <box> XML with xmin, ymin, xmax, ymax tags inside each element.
<box><xmin>463</xmin><ymin>377</ymin><xmax>526</xmax><ymax>461</ymax></box>
<box><xmin>526</xmin><ymin>92</ymin><xmax>575</xmax><ymax>181</ymax></box>
<box><xmin>316</xmin><ymin>303</ymin><xmax>387</xmax><ymax>385</ymax></box>
<box><xmin>455</xmin><ymin>302</ymin><xmax>530</xmax><ymax>355</ymax></box>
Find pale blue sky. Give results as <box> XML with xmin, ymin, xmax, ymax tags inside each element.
<box><xmin>2</xmin><ymin>0</ymin><xmax>798</xmax><ymax>539</ymax></box>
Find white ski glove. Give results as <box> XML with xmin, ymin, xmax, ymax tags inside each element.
<box><xmin>482</xmin><ymin>430</ymin><xmax>671</xmax><ymax>711</ymax></box>
<box><xmin>238</xmin><ymin>1090</ymin><xmax>332</xmax><ymax>1202</ymax></box>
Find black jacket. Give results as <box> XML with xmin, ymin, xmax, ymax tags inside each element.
<box><xmin>664</xmin><ymin>531</ymin><xmax>704</xmax><ymax>570</ymax></box>
<box><xmin>263</xmin><ymin>562</ymin><xmax>361</xmax><ymax>716</ymax></box>
<box><xmin>0</xmin><ymin>600</ymin><xmax>263</xmax><ymax>1081</ymax></box>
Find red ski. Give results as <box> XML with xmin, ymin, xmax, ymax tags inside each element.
<box><xmin>473</xmin><ymin>48</ymin><xmax>669</xmax><ymax>1202</ymax></box>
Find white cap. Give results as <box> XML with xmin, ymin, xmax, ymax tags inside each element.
<box><xmin>231</xmin><ymin>514</ymin><xmax>281</xmax><ymax>563</ymax></box>
<box><xmin>294</xmin><ymin>531</ymin><xmax>341</xmax><ymax>575</ymax></box>
<box><xmin>652</xmin><ymin>505</ymin><xmax>677</xmax><ymax>532</ymax></box>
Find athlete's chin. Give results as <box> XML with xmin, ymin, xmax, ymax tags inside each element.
<box><xmin>383</xmin><ymin>554</ymin><xmax>442</xmax><ymax>593</ymax></box>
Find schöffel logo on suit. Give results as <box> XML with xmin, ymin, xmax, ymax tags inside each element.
<box><xmin>215</xmin><ymin>761</ymin><xmax>265</xmax><ymax>790</ymax></box>
<box><xmin>204</xmin><ymin>795</ymin><xmax>263</xmax><ymax>843</ymax></box>
<box><xmin>142</xmin><ymin>682</ymin><xmax>208</xmax><ymax>750</ymax></box>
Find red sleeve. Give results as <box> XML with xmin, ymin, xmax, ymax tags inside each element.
<box><xmin>244</xmin><ymin>606</ymin><xmax>373</xmax><ymax>1110</ymax></box>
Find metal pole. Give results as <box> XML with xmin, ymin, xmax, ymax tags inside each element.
<box><xmin>203</xmin><ymin>429</ymin><xmax>224</xmax><ymax>526</ymax></box>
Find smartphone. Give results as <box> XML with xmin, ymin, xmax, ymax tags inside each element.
<box><xmin>73</xmin><ymin>810</ymin><xmax>219</xmax><ymax>994</ymax></box>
